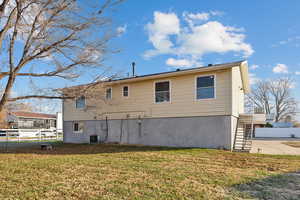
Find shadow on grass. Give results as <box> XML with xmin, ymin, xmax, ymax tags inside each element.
<box><xmin>0</xmin><ymin>142</ymin><xmax>197</xmax><ymax>155</ymax></box>
<box><xmin>233</xmin><ymin>171</ymin><xmax>300</xmax><ymax>200</ymax></box>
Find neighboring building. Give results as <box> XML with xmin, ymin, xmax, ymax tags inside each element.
<box><xmin>62</xmin><ymin>61</ymin><xmax>263</xmax><ymax>151</ymax></box>
<box><xmin>266</xmin><ymin>114</ymin><xmax>296</xmax><ymax>128</ymax></box>
<box><xmin>7</xmin><ymin>112</ymin><xmax>57</xmax><ymax>129</ymax></box>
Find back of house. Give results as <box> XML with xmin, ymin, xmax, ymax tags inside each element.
<box><xmin>63</xmin><ymin>60</ymin><xmax>250</xmax><ymax>150</ymax></box>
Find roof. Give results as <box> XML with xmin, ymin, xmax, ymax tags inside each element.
<box><xmin>62</xmin><ymin>60</ymin><xmax>250</xmax><ymax>93</ymax></box>
<box><xmin>10</xmin><ymin>112</ymin><xmax>56</xmax><ymax>119</ymax></box>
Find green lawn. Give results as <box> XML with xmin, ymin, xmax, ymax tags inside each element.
<box><xmin>0</xmin><ymin>144</ymin><xmax>299</xmax><ymax>199</ymax></box>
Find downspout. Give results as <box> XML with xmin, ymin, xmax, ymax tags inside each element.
<box><xmin>105</xmin><ymin>116</ymin><xmax>109</xmax><ymax>142</ymax></box>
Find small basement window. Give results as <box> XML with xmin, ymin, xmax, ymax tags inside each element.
<box><xmin>123</xmin><ymin>86</ymin><xmax>129</xmax><ymax>97</ymax></box>
<box><xmin>73</xmin><ymin>121</ymin><xmax>84</xmax><ymax>133</ymax></box>
<box><xmin>155</xmin><ymin>81</ymin><xmax>170</xmax><ymax>103</ymax></box>
<box><xmin>106</xmin><ymin>88</ymin><xmax>112</xmax><ymax>100</ymax></box>
<box><xmin>196</xmin><ymin>75</ymin><xmax>215</xmax><ymax>99</ymax></box>
<box><xmin>75</xmin><ymin>96</ymin><xmax>85</xmax><ymax>109</ymax></box>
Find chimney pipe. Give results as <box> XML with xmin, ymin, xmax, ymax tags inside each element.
<box><xmin>132</xmin><ymin>62</ymin><xmax>136</xmax><ymax>77</ymax></box>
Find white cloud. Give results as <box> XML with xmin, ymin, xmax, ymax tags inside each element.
<box><xmin>117</xmin><ymin>25</ymin><xmax>127</xmax><ymax>36</ymax></box>
<box><xmin>183</xmin><ymin>12</ymin><xmax>210</xmax><ymax>23</ymax></box>
<box><xmin>178</xmin><ymin>21</ymin><xmax>253</xmax><ymax>58</ymax></box>
<box><xmin>144</xmin><ymin>11</ymin><xmax>253</xmax><ymax>66</ymax></box>
<box><xmin>144</xmin><ymin>12</ymin><xmax>180</xmax><ymax>58</ymax></box>
<box><xmin>249</xmin><ymin>73</ymin><xmax>260</xmax><ymax>85</ymax></box>
<box><xmin>166</xmin><ymin>58</ymin><xmax>193</xmax><ymax>67</ymax></box>
<box><xmin>273</xmin><ymin>64</ymin><xmax>289</xmax><ymax>74</ymax></box>
<box><xmin>295</xmin><ymin>71</ymin><xmax>300</xmax><ymax>75</ymax></box>
<box><xmin>273</xmin><ymin>36</ymin><xmax>300</xmax><ymax>47</ymax></box>
<box><xmin>183</xmin><ymin>11</ymin><xmax>224</xmax><ymax>26</ymax></box>
<box><xmin>250</xmin><ymin>64</ymin><xmax>259</xmax><ymax>70</ymax></box>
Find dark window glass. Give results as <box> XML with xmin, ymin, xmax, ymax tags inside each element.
<box><xmin>106</xmin><ymin>88</ymin><xmax>112</xmax><ymax>99</ymax></box>
<box><xmin>74</xmin><ymin>123</ymin><xmax>79</xmax><ymax>132</ymax></box>
<box><xmin>196</xmin><ymin>76</ymin><xmax>215</xmax><ymax>99</ymax></box>
<box><xmin>155</xmin><ymin>81</ymin><xmax>170</xmax><ymax>103</ymax></box>
<box><xmin>75</xmin><ymin>96</ymin><xmax>85</xmax><ymax>109</ymax></box>
<box><xmin>123</xmin><ymin>86</ymin><xmax>129</xmax><ymax>97</ymax></box>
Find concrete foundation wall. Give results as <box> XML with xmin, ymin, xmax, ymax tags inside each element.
<box><xmin>63</xmin><ymin>116</ymin><xmax>234</xmax><ymax>149</ymax></box>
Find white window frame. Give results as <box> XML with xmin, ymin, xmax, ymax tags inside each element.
<box><xmin>122</xmin><ymin>85</ymin><xmax>129</xmax><ymax>98</ymax></box>
<box><xmin>106</xmin><ymin>87</ymin><xmax>112</xmax><ymax>100</ymax></box>
<box><xmin>75</xmin><ymin>96</ymin><xmax>86</xmax><ymax>109</ymax></box>
<box><xmin>73</xmin><ymin>121</ymin><xmax>84</xmax><ymax>133</ymax></box>
<box><xmin>195</xmin><ymin>74</ymin><xmax>216</xmax><ymax>100</ymax></box>
<box><xmin>154</xmin><ymin>80</ymin><xmax>171</xmax><ymax>104</ymax></box>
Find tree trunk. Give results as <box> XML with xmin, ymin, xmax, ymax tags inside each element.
<box><xmin>0</xmin><ymin>73</ymin><xmax>16</xmax><ymax>112</ymax></box>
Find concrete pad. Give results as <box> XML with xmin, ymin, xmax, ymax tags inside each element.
<box><xmin>250</xmin><ymin>138</ymin><xmax>300</xmax><ymax>155</ymax></box>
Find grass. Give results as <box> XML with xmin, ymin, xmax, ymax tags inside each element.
<box><xmin>0</xmin><ymin>144</ymin><xmax>299</xmax><ymax>199</ymax></box>
<box><xmin>282</xmin><ymin>141</ymin><xmax>300</xmax><ymax>148</ymax></box>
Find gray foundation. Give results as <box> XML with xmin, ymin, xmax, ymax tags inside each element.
<box><xmin>63</xmin><ymin>116</ymin><xmax>234</xmax><ymax>150</ymax></box>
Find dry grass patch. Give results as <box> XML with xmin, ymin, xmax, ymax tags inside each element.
<box><xmin>282</xmin><ymin>141</ymin><xmax>300</xmax><ymax>148</ymax></box>
<box><xmin>0</xmin><ymin>144</ymin><xmax>299</xmax><ymax>199</ymax></box>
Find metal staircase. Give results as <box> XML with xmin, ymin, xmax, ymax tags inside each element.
<box><xmin>233</xmin><ymin>118</ymin><xmax>253</xmax><ymax>152</ymax></box>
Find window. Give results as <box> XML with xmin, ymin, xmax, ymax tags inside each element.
<box><xmin>73</xmin><ymin>121</ymin><xmax>84</xmax><ymax>133</ymax></box>
<box><xmin>75</xmin><ymin>96</ymin><xmax>85</xmax><ymax>109</ymax></box>
<box><xmin>155</xmin><ymin>81</ymin><xmax>170</xmax><ymax>103</ymax></box>
<box><xmin>106</xmin><ymin>88</ymin><xmax>112</xmax><ymax>100</ymax></box>
<box><xmin>196</xmin><ymin>75</ymin><xmax>215</xmax><ymax>99</ymax></box>
<box><xmin>123</xmin><ymin>86</ymin><xmax>129</xmax><ymax>97</ymax></box>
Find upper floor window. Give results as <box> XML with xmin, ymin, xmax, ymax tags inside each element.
<box><xmin>123</xmin><ymin>86</ymin><xmax>129</xmax><ymax>97</ymax></box>
<box><xmin>106</xmin><ymin>88</ymin><xmax>112</xmax><ymax>100</ymax></box>
<box><xmin>196</xmin><ymin>75</ymin><xmax>215</xmax><ymax>99</ymax></box>
<box><xmin>155</xmin><ymin>81</ymin><xmax>170</xmax><ymax>103</ymax></box>
<box><xmin>75</xmin><ymin>96</ymin><xmax>85</xmax><ymax>109</ymax></box>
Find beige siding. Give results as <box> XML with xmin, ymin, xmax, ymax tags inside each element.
<box><xmin>231</xmin><ymin>66</ymin><xmax>245</xmax><ymax>117</ymax></box>
<box><xmin>64</xmin><ymin>68</ymin><xmax>237</xmax><ymax>121</ymax></box>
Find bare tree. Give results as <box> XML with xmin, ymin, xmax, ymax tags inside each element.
<box><xmin>269</xmin><ymin>77</ymin><xmax>297</xmax><ymax>122</ymax></box>
<box><xmin>246</xmin><ymin>77</ymin><xmax>298</xmax><ymax>122</ymax></box>
<box><xmin>0</xmin><ymin>0</ymin><xmax>123</xmax><ymax>113</ymax></box>
<box><xmin>246</xmin><ymin>80</ymin><xmax>272</xmax><ymax>114</ymax></box>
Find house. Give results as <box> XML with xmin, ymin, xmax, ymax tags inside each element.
<box><xmin>62</xmin><ymin>60</ymin><xmax>263</xmax><ymax>151</ymax></box>
<box><xmin>7</xmin><ymin>112</ymin><xmax>57</xmax><ymax>129</ymax></box>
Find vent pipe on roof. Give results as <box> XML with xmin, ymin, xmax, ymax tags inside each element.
<box><xmin>132</xmin><ymin>62</ymin><xmax>136</xmax><ymax>77</ymax></box>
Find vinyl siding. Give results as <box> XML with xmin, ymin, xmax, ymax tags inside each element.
<box><xmin>64</xmin><ymin>68</ymin><xmax>240</xmax><ymax>121</ymax></box>
<box><xmin>231</xmin><ymin>66</ymin><xmax>245</xmax><ymax>117</ymax></box>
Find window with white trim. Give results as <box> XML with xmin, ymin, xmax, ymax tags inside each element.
<box><xmin>123</xmin><ymin>86</ymin><xmax>129</xmax><ymax>97</ymax></box>
<box><xmin>155</xmin><ymin>81</ymin><xmax>170</xmax><ymax>103</ymax></box>
<box><xmin>106</xmin><ymin>88</ymin><xmax>112</xmax><ymax>100</ymax></box>
<box><xmin>75</xmin><ymin>96</ymin><xmax>85</xmax><ymax>109</ymax></box>
<box><xmin>73</xmin><ymin>121</ymin><xmax>84</xmax><ymax>133</ymax></box>
<box><xmin>196</xmin><ymin>75</ymin><xmax>215</xmax><ymax>99</ymax></box>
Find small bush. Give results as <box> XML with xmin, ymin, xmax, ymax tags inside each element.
<box><xmin>265</xmin><ymin>122</ymin><xmax>273</xmax><ymax>128</ymax></box>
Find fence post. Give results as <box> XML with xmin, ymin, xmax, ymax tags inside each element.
<box><xmin>5</xmin><ymin>131</ymin><xmax>8</xmax><ymax>152</ymax></box>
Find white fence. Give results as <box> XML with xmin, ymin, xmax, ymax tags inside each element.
<box><xmin>255</xmin><ymin>128</ymin><xmax>300</xmax><ymax>138</ymax></box>
<box><xmin>0</xmin><ymin>129</ymin><xmax>63</xmax><ymax>142</ymax></box>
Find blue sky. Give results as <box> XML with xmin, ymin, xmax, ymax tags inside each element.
<box><xmin>106</xmin><ymin>0</ymin><xmax>300</xmax><ymax>99</ymax></box>
<box><xmin>11</xmin><ymin>0</ymin><xmax>300</xmax><ymax>113</ymax></box>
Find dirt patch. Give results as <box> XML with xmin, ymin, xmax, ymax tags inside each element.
<box><xmin>282</xmin><ymin>142</ymin><xmax>300</xmax><ymax>148</ymax></box>
<box><xmin>235</xmin><ymin>171</ymin><xmax>300</xmax><ymax>200</ymax></box>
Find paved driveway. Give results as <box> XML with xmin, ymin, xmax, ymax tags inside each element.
<box><xmin>250</xmin><ymin>138</ymin><xmax>300</xmax><ymax>155</ymax></box>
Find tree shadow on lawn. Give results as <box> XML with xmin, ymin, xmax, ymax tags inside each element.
<box><xmin>0</xmin><ymin>142</ymin><xmax>199</xmax><ymax>155</ymax></box>
<box><xmin>233</xmin><ymin>171</ymin><xmax>300</xmax><ymax>200</ymax></box>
